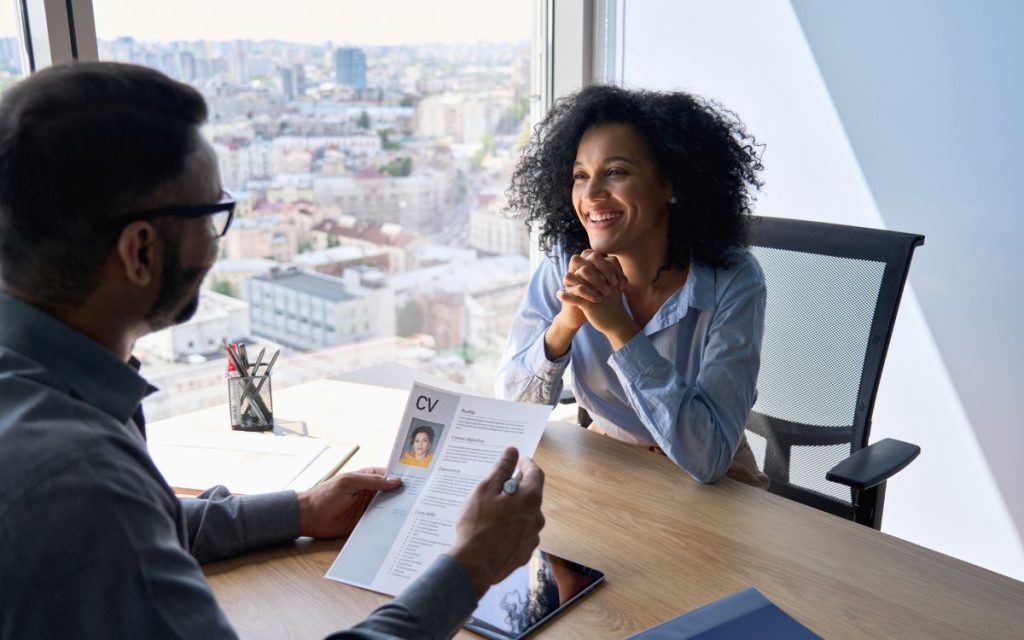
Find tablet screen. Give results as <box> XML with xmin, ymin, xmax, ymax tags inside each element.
<box><xmin>464</xmin><ymin>550</ymin><xmax>605</xmax><ymax>640</ymax></box>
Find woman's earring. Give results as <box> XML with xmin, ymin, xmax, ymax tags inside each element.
<box><xmin>669</xmin><ymin>195</ymin><xmax>678</xmax><ymax>204</ymax></box>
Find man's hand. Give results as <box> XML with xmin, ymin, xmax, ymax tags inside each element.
<box><xmin>449</xmin><ymin>448</ymin><xmax>545</xmax><ymax>598</ymax></box>
<box><xmin>297</xmin><ymin>467</ymin><xmax>402</xmax><ymax>539</ymax></box>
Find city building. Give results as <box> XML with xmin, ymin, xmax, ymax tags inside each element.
<box><xmin>291</xmin><ymin>245</ymin><xmax>391</xmax><ymax>277</ymax></box>
<box><xmin>134</xmin><ymin>291</ymin><xmax>250</xmax><ymax>362</ymax></box>
<box><xmin>247</xmin><ymin>269</ymin><xmax>395</xmax><ymax>351</ymax></box>
<box><xmin>469</xmin><ymin>193</ymin><xmax>530</xmax><ymax>257</ymax></box>
<box><xmin>204</xmin><ymin>257</ymin><xmax>281</xmax><ymax>300</ymax></box>
<box><xmin>312</xmin><ymin>169</ymin><xmax>453</xmax><ymax>233</ymax></box>
<box><xmin>334</xmin><ymin>47</ymin><xmax>367</xmax><ymax>90</ymax></box>
<box><xmin>311</xmin><ymin>218</ymin><xmax>420</xmax><ymax>272</ymax></box>
<box><xmin>387</xmin><ymin>254</ymin><xmax>530</xmax><ymax>350</ymax></box>
<box><xmin>214</xmin><ymin>138</ymin><xmax>273</xmax><ymax>192</ymax></box>
<box><xmin>414</xmin><ymin>92</ymin><xmax>505</xmax><ymax>144</ymax></box>
<box><xmin>220</xmin><ymin>217</ymin><xmax>300</xmax><ymax>263</ymax></box>
<box><xmin>280</xmin><ymin>66</ymin><xmax>295</xmax><ymax>101</ymax></box>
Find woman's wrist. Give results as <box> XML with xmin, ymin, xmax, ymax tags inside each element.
<box><xmin>544</xmin><ymin>313</ymin><xmax>579</xmax><ymax>360</ymax></box>
<box><xmin>607</xmin><ymin>319</ymin><xmax>641</xmax><ymax>351</ymax></box>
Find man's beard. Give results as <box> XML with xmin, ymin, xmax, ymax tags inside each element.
<box><xmin>145</xmin><ymin>241</ymin><xmax>208</xmax><ymax>331</ymax></box>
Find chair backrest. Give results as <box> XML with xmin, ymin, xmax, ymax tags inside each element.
<box><xmin>744</xmin><ymin>216</ymin><xmax>924</xmax><ymax>523</ymax></box>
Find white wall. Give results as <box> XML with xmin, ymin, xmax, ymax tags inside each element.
<box><xmin>617</xmin><ymin>0</ymin><xmax>1023</xmax><ymax>580</ymax></box>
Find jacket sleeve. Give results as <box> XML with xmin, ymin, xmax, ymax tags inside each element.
<box><xmin>324</xmin><ymin>554</ymin><xmax>478</xmax><ymax>640</ymax></box>
<box><xmin>180</xmin><ymin>486</ymin><xmax>300</xmax><ymax>564</ymax></box>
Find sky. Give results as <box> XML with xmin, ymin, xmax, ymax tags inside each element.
<box><xmin>83</xmin><ymin>0</ymin><xmax>533</xmax><ymax>45</ymax></box>
<box><xmin>1</xmin><ymin>1</ymin><xmax>533</xmax><ymax>43</ymax></box>
<box><xmin>0</xmin><ymin>5</ymin><xmax>17</xmax><ymax>36</ymax></box>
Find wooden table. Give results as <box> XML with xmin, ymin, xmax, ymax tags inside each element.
<box><xmin>152</xmin><ymin>374</ymin><xmax>1024</xmax><ymax>639</ymax></box>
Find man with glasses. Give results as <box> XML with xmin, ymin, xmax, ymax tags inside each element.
<box><xmin>0</xmin><ymin>62</ymin><xmax>544</xmax><ymax>639</ymax></box>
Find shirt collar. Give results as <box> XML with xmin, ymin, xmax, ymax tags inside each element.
<box><xmin>684</xmin><ymin>262</ymin><xmax>717</xmax><ymax>312</ymax></box>
<box><xmin>639</xmin><ymin>262</ymin><xmax>716</xmax><ymax>335</ymax></box>
<box><xmin>0</xmin><ymin>291</ymin><xmax>154</xmax><ymax>424</ymax></box>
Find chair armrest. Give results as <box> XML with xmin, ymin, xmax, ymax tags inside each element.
<box><xmin>826</xmin><ymin>438</ymin><xmax>920</xmax><ymax>491</ymax></box>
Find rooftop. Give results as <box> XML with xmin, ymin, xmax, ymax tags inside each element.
<box><xmin>210</xmin><ymin>257</ymin><xmax>280</xmax><ymax>272</ymax></box>
<box><xmin>253</xmin><ymin>270</ymin><xmax>354</xmax><ymax>302</ymax></box>
<box><xmin>292</xmin><ymin>245</ymin><xmax>387</xmax><ymax>266</ymax></box>
<box><xmin>387</xmin><ymin>254</ymin><xmax>529</xmax><ymax>294</ymax></box>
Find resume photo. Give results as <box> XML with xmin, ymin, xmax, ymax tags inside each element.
<box><xmin>398</xmin><ymin>417</ymin><xmax>445</xmax><ymax>469</ymax></box>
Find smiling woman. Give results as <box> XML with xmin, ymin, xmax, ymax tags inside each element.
<box><xmin>497</xmin><ymin>84</ymin><xmax>769</xmax><ymax>487</ymax></box>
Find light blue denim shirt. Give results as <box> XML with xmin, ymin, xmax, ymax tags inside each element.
<box><xmin>496</xmin><ymin>247</ymin><xmax>766</xmax><ymax>483</ymax></box>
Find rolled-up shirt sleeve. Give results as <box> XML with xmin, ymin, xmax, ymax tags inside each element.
<box><xmin>608</xmin><ymin>260</ymin><xmax>766</xmax><ymax>483</ymax></box>
<box><xmin>495</xmin><ymin>251</ymin><xmax>571</xmax><ymax>405</ymax></box>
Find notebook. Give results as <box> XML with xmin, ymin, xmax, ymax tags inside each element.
<box><xmin>147</xmin><ymin>430</ymin><xmax>358</xmax><ymax>496</ymax></box>
<box><xmin>628</xmin><ymin>587</ymin><xmax>822</xmax><ymax>639</ymax></box>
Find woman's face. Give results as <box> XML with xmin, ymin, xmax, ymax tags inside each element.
<box><xmin>571</xmin><ymin>123</ymin><xmax>673</xmax><ymax>258</ymax></box>
<box><xmin>412</xmin><ymin>432</ymin><xmax>431</xmax><ymax>457</ymax></box>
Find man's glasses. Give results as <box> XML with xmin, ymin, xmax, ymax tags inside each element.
<box><xmin>104</xmin><ymin>190</ymin><xmax>236</xmax><ymax>237</ymax></box>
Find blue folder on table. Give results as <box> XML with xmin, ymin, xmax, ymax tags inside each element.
<box><xmin>627</xmin><ymin>587</ymin><xmax>822</xmax><ymax>639</ymax></box>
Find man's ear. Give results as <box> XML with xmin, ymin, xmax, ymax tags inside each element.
<box><xmin>116</xmin><ymin>222</ymin><xmax>159</xmax><ymax>286</ymax></box>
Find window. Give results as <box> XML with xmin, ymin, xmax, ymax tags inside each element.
<box><xmin>0</xmin><ymin>0</ymin><xmax>26</xmax><ymax>312</ymax></box>
<box><xmin>91</xmin><ymin>1</ymin><xmax>540</xmax><ymax>419</ymax></box>
<box><xmin>0</xmin><ymin>6</ymin><xmax>24</xmax><ymax>93</ymax></box>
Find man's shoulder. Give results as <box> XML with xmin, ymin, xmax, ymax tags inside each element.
<box><xmin>0</xmin><ymin>371</ymin><xmax>164</xmax><ymax>522</ymax></box>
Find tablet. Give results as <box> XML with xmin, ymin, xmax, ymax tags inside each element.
<box><xmin>464</xmin><ymin>550</ymin><xmax>605</xmax><ymax>640</ymax></box>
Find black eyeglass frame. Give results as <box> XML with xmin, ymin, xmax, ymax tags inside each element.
<box><xmin>102</xmin><ymin>190</ymin><xmax>236</xmax><ymax>237</ymax></box>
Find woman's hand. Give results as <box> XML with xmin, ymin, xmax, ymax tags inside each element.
<box><xmin>557</xmin><ymin>251</ymin><xmax>639</xmax><ymax>349</ymax></box>
<box><xmin>567</xmin><ymin>250</ymin><xmax>627</xmax><ymax>296</ymax></box>
<box><xmin>555</xmin><ymin>250</ymin><xmax>626</xmax><ymax>328</ymax></box>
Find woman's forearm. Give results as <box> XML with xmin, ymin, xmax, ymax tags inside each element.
<box><xmin>543</xmin><ymin>314</ymin><xmax>579</xmax><ymax>361</ymax></box>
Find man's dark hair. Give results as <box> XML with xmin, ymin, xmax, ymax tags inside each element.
<box><xmin>0</xmin><ymin>62</ymin><xmax>208</xmax><ymax>308</ymax></box>
<box><xmin>506</xmin><ymin>84</ymin><xmax>764</xmax><ymax>271</ymax></box>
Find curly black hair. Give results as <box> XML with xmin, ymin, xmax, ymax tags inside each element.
<box><xmin>506</xmin><ymin>84</ymin><xmax>763</xmax><ymax>270</ymax></box>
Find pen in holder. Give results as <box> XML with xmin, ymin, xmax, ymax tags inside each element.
<box><xmin>228</xmin><ymin>373</ymin><xmax>273</xmax><ymax>431</ymax></box>
<box><xmin>224</xmin><ymin>341</ymin><xmax>278</xmax><ymax>432</ymax></box>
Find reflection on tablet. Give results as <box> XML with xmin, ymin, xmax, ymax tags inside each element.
<box><xmin>465</xmin><ymin>550</ymin><xmax>605</xmax><ymax>640</ymax></box>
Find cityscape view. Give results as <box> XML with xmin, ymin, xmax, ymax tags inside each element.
<box><xmin>0</xmin><ymin>37</ymin><xmax>23</xmax><ymax>91</ymax></box>
<box><xmin>92</xmin><ymin>34</ymin><xmax>536</xmax><ymax>419</ymax></box>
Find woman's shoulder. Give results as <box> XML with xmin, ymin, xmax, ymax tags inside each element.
<box><xmin>720</xmin><ymin>248</ymin><xmax>765</xmax><ymax>284</ymax></box>
<box><xmin>546</xmin><ymin>244</ymin><xmax>571</xmax><ymax>264</ymax></box>
<box><xmin>701</xmin><ymin>248</ymin><xmax>765</xmax><ymax>304</ymax></box>
<box><xmin>538</xmin><ymin>244</ymin><xmax>573</xmax><ymax>273</ymax></box>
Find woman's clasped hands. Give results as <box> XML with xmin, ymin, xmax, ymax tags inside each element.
<box><xmin>555</xmin><ymin>249</ymin><xmax>638</xmax><ymax>340</ymax></box>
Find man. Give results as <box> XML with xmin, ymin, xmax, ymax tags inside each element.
<box><xmin>0</xmin><ymin>62</ymin><xmax>545</xmax><ymax>639</ymax></box>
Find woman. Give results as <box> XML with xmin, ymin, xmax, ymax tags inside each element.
<box><xmin>399</xmin><ymin>425</ymin><xmax>435</xmax><ymax>468</ymax></box>
<box><xmin>496</xmin><ymin>84</ymin><xmax>768</xmax><ymax>487</ymax></box>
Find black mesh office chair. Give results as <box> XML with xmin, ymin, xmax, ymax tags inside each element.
<box><xmin>744</xmin><ymin>216</ymin><xmax>924</xmax><ymax>529</ymax></box>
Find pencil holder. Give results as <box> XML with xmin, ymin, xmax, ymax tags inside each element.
<box><xmin>228</xmin><ymin>375</ymin><xmax>274</xmax><ymax>432</ymax></box>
